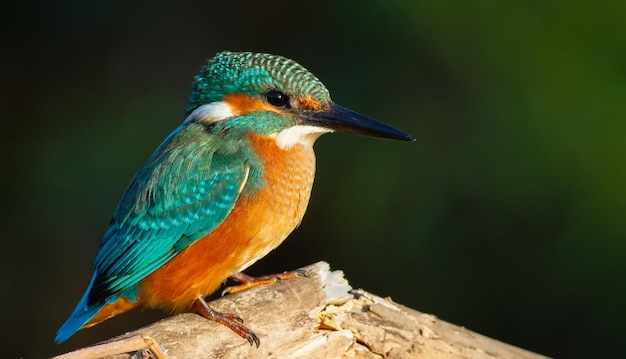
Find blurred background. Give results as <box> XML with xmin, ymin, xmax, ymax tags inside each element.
<box><xmin>3</xmin><ymin>1</ymin><xmax>625</xmax><ymax>358</ymax></box>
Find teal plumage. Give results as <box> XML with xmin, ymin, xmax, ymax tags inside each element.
<box><xmin>56</xmin><ymin>122</ymin><xmax>251</xmax><ymax>342</ymax></box>
<box><xmin>185</xmin><ymin>52</ymin><xmax>330</xmax><ymax>117</ymax></box>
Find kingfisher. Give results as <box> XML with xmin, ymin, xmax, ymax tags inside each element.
<box><xmin>56</xmin><ymin>51</ymin><xmax>414</xmax><ymax>347</ymax></box>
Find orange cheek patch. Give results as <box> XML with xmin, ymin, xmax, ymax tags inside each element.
<box><xmin>223</xmin><ymin>93</ymin><xmax>279</xmax><ymax>116</ymax></box>
<box><xmin>297</xmin><ymin>95</ymin><xmax>324</xmax><ymax>111</ymax></box>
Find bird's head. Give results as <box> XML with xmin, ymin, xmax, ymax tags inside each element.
<box><xmin>184</xmin><ymin>52</ymin><xmax>414</xmax><ymax>148</ymax></box>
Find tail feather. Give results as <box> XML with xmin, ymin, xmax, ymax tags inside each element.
<box><xmin>56</xmin><ymin>274</ymin><xmax>103</xmax><ymax>343</ymax></box>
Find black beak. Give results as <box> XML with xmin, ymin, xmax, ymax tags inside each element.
<box><xmin>300</xmin><ymin>103</ymin><xmax>415</xmax><ymax>141</ymax></box>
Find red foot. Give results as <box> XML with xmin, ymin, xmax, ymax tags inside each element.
<box><xmin>222</xmin><ymin>270</ymin><xmax>310</xmax><ymax>295</ymax></box>
<box><xmin>191</xmin><ymin>296</ymin><xmax>260</xmax><ymax>347</ymax></box>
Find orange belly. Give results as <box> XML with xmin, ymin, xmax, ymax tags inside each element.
<box><xmin>133</xmin><ymin>133</ymin><xmax>317</xmax><ymax>312</ymax></box>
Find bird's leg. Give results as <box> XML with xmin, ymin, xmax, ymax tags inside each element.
<box><xmin>222</xmin><ymin>270</ymin><xmax>310</xmax><ymax>295</ymax></box>
<box><xmin>190</xmin><ymin>295</ymin><xmax>260</xmax><ymax>347</ymax></box>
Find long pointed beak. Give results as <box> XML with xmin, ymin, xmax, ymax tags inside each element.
<box><xmin>299</xmin><ymin>103</ymin><xmax>415</xmax><ymax>141</ymax></box>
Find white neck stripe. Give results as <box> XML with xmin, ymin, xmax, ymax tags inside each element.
<box><xmin>184</xmin><ymin>102</ymin><xmax>234</xmax><ymax>123</ymax></box>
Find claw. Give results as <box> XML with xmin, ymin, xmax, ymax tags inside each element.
<box><xmin>191</xmin><ymin>296</ymin><xmax>260</xmax><ymax>347</ymax></box>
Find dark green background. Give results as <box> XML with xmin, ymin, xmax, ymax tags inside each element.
<box><xmin>3</xmin><ymin>1</ymin><xmax>625</xmax><ymax>358</ymax></box>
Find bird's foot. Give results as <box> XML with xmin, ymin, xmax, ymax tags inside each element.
<box><xmin>222</xmin><ymin>269</ymin><xmax>310</xmax><ymax>295</ymax></box>
<box><xmin>191</xmin><ymin>296</ymin><xmax>260</xmax><ymax>347</ymax></box>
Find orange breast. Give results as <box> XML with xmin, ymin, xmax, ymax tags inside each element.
<box><xmin>136</xmin><ymin>133</ymin><xmax>317</xmax><ymax>312</ymax></box>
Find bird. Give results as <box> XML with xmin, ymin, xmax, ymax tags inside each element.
<box><xmin>56</xmin><ymin>51</ymin><xmax>414</xmax><ymax>347</ymax></box>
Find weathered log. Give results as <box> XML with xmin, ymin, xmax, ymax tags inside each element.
<box><xmin>53</xmin><ymin>262</ymin><xmax>548</xmax><ymax>359</ymax></box>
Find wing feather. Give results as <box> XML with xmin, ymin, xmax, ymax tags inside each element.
<box><xmin>86</xmin><ymin>123</ymin><xmax>248</xmax><ymax>306</ymax></box>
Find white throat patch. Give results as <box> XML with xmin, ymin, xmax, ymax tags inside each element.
<box><xmin>273</xmin><ymin>125</ymin><xmax>334</xmax><ymax>150</ymax></box>
<box><xmin>184</xmin><ymin>102</ymin><xmax>234</xmax><ymax>123</ymax></box>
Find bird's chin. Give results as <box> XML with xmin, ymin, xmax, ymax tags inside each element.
<box><xmin>271</xmin><ymin>125</ymin><xmax>334</xmax><ymax>150</ymax></box>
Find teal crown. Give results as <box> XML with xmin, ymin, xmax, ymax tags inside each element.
<box><xmin>184</xmin><ymin>52</ymin><xmax>331</xmax><ymax>117</ymax></box>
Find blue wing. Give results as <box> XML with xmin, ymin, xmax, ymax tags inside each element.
<box><xmin>56</xmin><ymin>122</ymin><xmax>249</xmax><ymax>342</ymax></box>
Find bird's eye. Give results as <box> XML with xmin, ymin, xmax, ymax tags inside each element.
<box><xmin>265</xmin><ymin>90</ymin><xmax>290</xmax><ymax>108</ymax></box>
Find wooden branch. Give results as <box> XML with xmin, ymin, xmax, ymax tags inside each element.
<box><xmin>53</xmin><ymin>262</ymin><xmax>549</xmax><ymax>359</ymax></box>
